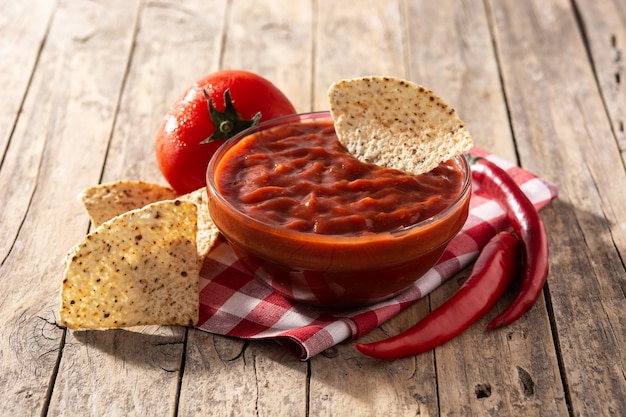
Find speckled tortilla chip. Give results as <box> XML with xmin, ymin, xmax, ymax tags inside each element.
<box><xmin>328</xmin><ymin>76</ymin><xmax>473</xmax><ymax>175</ymax></box>
<box><xmin>80</xmin><ymin>182</ymin><xmax>220</xmax><ymax>263</ymax></box>
<box><xmin>80</xmin><ymin>180</ymin><xmax>178</xmax><ymax>228</ymax></box>
<box><xmin>180</xmin><ymin>188</ymin><xmax>220</xmax><ymax>262</ymax></box>
<box><xmin>60</xmin><ymin>199</ymin><xmax>199</xmax><ymax>330</ymax></box>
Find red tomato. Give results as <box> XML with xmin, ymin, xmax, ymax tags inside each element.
<box><xmin>155</xmin><ymin>70</ymin><xmax>297</xmax><ymax>194</ymax></box>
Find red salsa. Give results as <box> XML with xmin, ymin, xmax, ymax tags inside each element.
<box><xmin>215</xmin><ymin>120</ymin><xmax>464</xmax><ymax>235</ymax></box>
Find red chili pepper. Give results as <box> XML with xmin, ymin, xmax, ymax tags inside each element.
<box><xmin>471</xmin><ymin>157</ymin><xmax>549</xmax><ymax>329</ymax></box>
<box><xmin>355</xmin><ymin>232</ymin><xmax>521</xmax><ymax>360</ymax></box>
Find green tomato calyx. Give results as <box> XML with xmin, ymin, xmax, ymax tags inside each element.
<box><xmin>201</xmin><ymin>89</ymin><xmax>261</xmax><ymax>144</ymax></box>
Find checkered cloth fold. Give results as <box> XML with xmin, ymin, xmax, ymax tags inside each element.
<box><xmin>196</xmin><ymin>148</ymin><xmax>559</xmax><ymax>360</ymax></box>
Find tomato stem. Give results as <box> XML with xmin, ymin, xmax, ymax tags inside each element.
<box><xmin>219</xmin><ymin>120</ymin><xmax>233</xmax><ymax>135</ymax></box>
<box><xmin>200</xmin><ymin>89</ymin><xmax>261</xmax><ymax>144</ymax></box>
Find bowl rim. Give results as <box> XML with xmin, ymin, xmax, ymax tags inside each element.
<box><xmin>206</xmin><ymin>111</ymin><xmax>472</xmax><ymax>244</ymax></box>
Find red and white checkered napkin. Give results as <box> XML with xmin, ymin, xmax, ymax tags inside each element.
<box><xmin>196</xmin><ymin>148</ymin><xmax>559</xmax><ymax>360</ymax></box>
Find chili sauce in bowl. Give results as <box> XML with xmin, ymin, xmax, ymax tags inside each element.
<box><xmin>206</xmin><ymin>112</ymin><xmax>471</xmax><ymax>308</ymax></box>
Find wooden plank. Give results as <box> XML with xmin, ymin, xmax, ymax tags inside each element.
<box><xmin>48</xmin><ymin>1</ymin><xmax>227</xmax><ymax>415</ymax></box>
<box><xmin>0</xmin><ymin>1</ymin><xmax>141</xmax><ymax>415</ymax></box>
<box><xmin>432</xmin><ymin>269</ymin><xmax>568</xmax><ymax>416</ymax></box>
<box><xmin>177</xmin><ymin>1</ymin><xmax>313</xmax><ymax>414</ymax></box>
<box><xmin>314</xmin><ymin>304</ymin><xmax>439</xmax><ymax>417</ymax></box>
<box><xmin>182</xmin><ymin>333</ymin><xmax>308</xmax><ymax>416</ymax></box>
<box><xmin>0</xmin><ymin>1</ymin><xmax>54</xmax><ymax>160</ymax></box>
<box><xmin>52</xmin><ymin>327</ymin><xmax>185</xmax><ymax>416</ymax></box>
<box><xmin>405</xmin><ymin>1</ymin><xmax>567</xmax><ymax>415</ymax></box>
<box><xmin>312</xmin><ymin>0</ymin><xmax>408</xmax><ymax>111</ymax></box>
<box><xmin>487</xmin><ymin>0</ymin><xmax>626</xmax><ymax>415</ymax></box>
<box><xmin>220</xmin><ymin>0</ymin><xmax>314</xmax><ymax>113</ymax></box>
<box><xmin>100</xmin><ymin>0</ymin><xmax>227</xmax><ymax>185</ymax></box>
<box><xmin>405</xmin><ymin>0</ymin><xmax>517</xmax><ymax>162</ymax></box>
<box><xmin>0</xmin><ymin>0</ymin><xmax>55</xmax><ymax>262</ymax></box>
<box><xmin>573</xmin><ymin>0</ymin><xmax>626</xmax><ymax>166</ymax></box>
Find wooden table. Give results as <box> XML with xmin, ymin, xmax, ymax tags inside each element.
<box><xmin>1</xmin><ymin>1</ymin><xmax>624</xmax><ymax>416</ymax></box>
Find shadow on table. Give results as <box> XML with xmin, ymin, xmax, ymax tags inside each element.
<box><xmin>72</xmin><ymin>325</ymin><xmax>186</xmax><ymax>370</ymax></box>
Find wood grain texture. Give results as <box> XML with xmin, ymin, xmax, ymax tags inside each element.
<box><xmin>432</xmin><ymin>267</ymin><xmax>567</xmax><ymax>416</ymax></box>
<box><xmin>313</xmin><ymin>0</ymin><xmax>407</xmax><ymax>110</ymax></box>
<box><xmin>0</xmin><ymin>1</ymin><xmax>141</xmax><ymax>415</ymax></box>
<box><xmin>488</xmin><ymin>0</ymin><xmax>626</xmax><ymax>415</ymax></box>
<box><xmin>0</xmin><ymin>1</ymin><xmax>54</xmax><ymax>159</ymax></box>
<box><xmin>0</xmin><ymin>1</ymin><xmax>55</xmax><ymax>262</ymax></box>
<box><xmin>101</xmin><ymin>0</ymin><xmax>228</xmax><ymax>185</ymax></box>
<box><xmin>222</xmin><ymin>0</ymin><xmax>314</xmax><ymax>113</ymax></box>
<box><xmin>311</xmin><ymin>301</ymin><xmax>440</xmax><ymax>417</ymax></box>
<box><xmin>181</xmin><ymin>332</ymin><xmax>308</xmax><ymax>416</ymax></box>
<box><xmin>405</xmin><ymin>0</ymin><xmax>517</xmax><ymax>162</ymax></box>
<box><xmin>310</xmin><ymin>343</ymin><xmax>436</xmax><ymax>417</ymax></box>
<box><xmin>573</xmin><ymin>0</ymin><xmax>626</xmax><ymax>165</ymax></box>
<box><xmin>51</xmin><ymin>327</ymin><xmax>184</xmax><ymax>416</ymax></box>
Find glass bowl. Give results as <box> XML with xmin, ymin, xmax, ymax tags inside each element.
<box><xmin>206</xmin><ymin>112</ymin><xmax>471</xmax><ymax>308</ymax></box>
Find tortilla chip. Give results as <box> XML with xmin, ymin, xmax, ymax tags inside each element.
<box><xmin>60</xmin><ymin>199</ymin><xmax>199</xmax><ymax>330</ymax></box>
<box><xmin>328</xmin><ymin>76</ymin><xmax>473</xmax><ymax>175</ymax></box>
<box><xmin>80</xmin><ymin>182</ymin><xmax>220</xmax><ymax>263</ymax></box>
<box><xmin>80</xmin><ymin>180</ymin><xmax>178</xmax><ymax>228</ymax></box>
<box><xmin>180</xmin><ymin>188</ymin><xmax>220</xmax><ymax>262</ymax></box>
